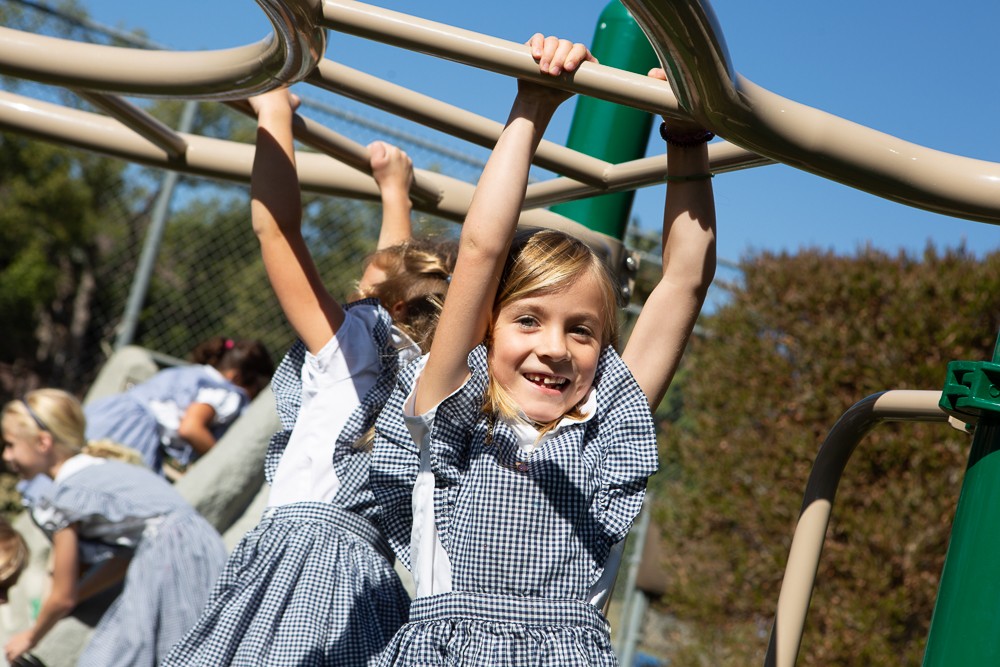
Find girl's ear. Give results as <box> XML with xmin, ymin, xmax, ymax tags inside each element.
<box><xmin>36</xmin><ymin>430</ymin><xmax>54</xmax><ymax>453</ymax></box>
<box><xmin>390</xmin><ymin>300</ymin><xmax>408</xmax><ymax>323</ymax></box>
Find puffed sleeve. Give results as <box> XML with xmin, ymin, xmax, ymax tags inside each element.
<box><xmin>591</xmin><ymin>349</ymin><xmax>660</xmax><ymax>547</ymax></box>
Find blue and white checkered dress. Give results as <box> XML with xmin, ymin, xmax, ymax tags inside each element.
<box><xmin>30</xmin><ymin>456</ymin><xmax>227</xmax><ymax>667</ymax></box>
<box><xmin>163</xmin><ymin>301</ymin><xmax>411</xmax><ymax>667</ymax></box>
<box><xmin>371</xmin><ymin>345</ymin><xmax>659</xmax><ymax>666</ymax></box>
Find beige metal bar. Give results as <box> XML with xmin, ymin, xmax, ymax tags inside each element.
<box><xmin>622</xmin><ymin>0</ymin><xmax>1000</xmax><ymax>225</ymax></box>
<box><xmin>522</xmin><ymin>141</ymin><xmax>773</xmax><ymax>209</ymax></box>
<box><xmin>76</xmin><ymin>92</ymin><xmax>188</xmax><ymax>160</ymax></box>
<box><xmin>0</xmin><ymin>90</ymin><xmax>620</xmax><ymax>259</ymax></box>
<box><xmin>765</xmin><ymin>390</ymin><xmax>948</xmax><ymax>667</ymax></box>
<box><xmin>0</xmin><ymin>0</ymin><xmax>325</xmax><ymax>100</ymax></box>
<box><xmin>225</xmin><ymin>99</ymin><xmax>442</xmax><ymax>206</ymax></box>
<box><xmin>321</xmin><ymin>0</ymin><xmax>683</xmax><ymax>118</ymax></box>
<box><xmin>308</xmin><ymin>60</ymin><xmax>613</xmax><ymax>186</ymax></box>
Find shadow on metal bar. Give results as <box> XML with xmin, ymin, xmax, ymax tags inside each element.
<box><xmin>764</xmin><ymin>390</ymin><xmax>950</xmax><ymax>667</ymax></box>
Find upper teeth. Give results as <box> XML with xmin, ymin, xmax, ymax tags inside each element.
<box><xmin>527</xmin><ymin>374</ymin><xmax>566</xmax><ymax>386</ymax></box>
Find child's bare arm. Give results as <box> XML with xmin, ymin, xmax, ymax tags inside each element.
<box><xmin>415</xmin><ymin>35</ymin><xmax>595</xmax><ymax>414</ymax></box>
<box><xmin>370</xmin><ymin>141</ymin><xmax>414</xmax><ymax>250</ymax></box>
<box><xmin>249</xmin><ymin>88</ymin><xmax>344</xmax><ymax>354</ymax></box>
<box><xmin>5</xmin><ymin>526</ymin><xmax>80</xmax><ymax>662</ymax></box>
<box><xmin>358</xmin><ymin>141</ymin><xmax>415</xmax><ymax>295</ymax></box>
<box><xmin>622</xmin><ymin>68</ymin><xmax>717</xmax><ymax>408</ymax></box>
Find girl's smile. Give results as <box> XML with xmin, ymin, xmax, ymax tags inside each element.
<box><xmin>489</xmin><ymin>272</ymin><xmax>606</xmax><ymax>425</ymax></box>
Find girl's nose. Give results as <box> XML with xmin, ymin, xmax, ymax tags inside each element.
<box><xmin>537</xmin><ymin>330</ymin><xmax>569</xmax><ymax>361</ymax></box>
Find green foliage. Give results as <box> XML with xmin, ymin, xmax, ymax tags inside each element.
<box><xmin>649</xmin><ymin>245</ymin><xmax>1000</xmax><ymax>666</ymax></box>
<box><xmin>0</xmin><ymin>132</ymin><xmax>134</xmax><ymax>386</ymax></box>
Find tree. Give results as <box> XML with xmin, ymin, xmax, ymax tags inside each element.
<box><xmin>649</xmin><ymin>245</ymin><xmax>1000</xmax><ymax>666</ymax></box>
<box><xmin>0</xmin><ymin>131</ymin><xmax>138</xmax><ymax>394</ymax></box>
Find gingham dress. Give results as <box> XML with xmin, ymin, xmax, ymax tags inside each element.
<box><xmin>84</xmin><ymin>364</ymin><xmax>249</xmax><ymax>473</ymax></box>
<box><xmin>371</xmin><ymin>345</ymin><xmax>659</xmax><ymax>666</ymax></box>
<box><xmin>163</xmin><ymin>301</ymin><xmax>411</xmax><ymax>667</ymax></box>
<box><xmin>29</xmin><ymin>456</ymin><xmax>227</xmax><ymax>667</ymax></box>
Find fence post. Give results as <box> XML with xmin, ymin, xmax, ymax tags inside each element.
<box><xmin>114</xmin><ymin>100</ymin><xmax>199</xmax><ymax>350</ymax></box>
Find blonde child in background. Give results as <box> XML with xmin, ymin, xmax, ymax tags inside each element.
<box><xmin>371</xmin><ymin>34</ymin><xmax>716</xmax><ymax>665</ymax></box>
<box><xmin>0</xmin><ymin>389</ymin><xmax>227</xmax><ymax>666</ymax></box>
<box><xmin>163</xmin><ymin>88</ymin><xmax>454</xmax><ymax>666</ymax></box>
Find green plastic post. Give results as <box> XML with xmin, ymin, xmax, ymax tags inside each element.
<box><xmin>550</xmin><ymin>1</ymin><xmax>659</xmax><ymax>240</ymax></box>
<box><xmin>923</xmin><ymin>331</ymin><xmax>1000</xmax><ymax>665</ymax></box>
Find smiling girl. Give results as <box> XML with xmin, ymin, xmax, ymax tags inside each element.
<box><xmin>371</xmin><ymin>34</ymin><xmax>717</xmax><ymax>666</ymax></box>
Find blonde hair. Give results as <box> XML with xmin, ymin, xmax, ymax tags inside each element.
<box><xmin>2</xmin><ymin>390</ymin><xmax>146</xmax><ymax>466</ymax></box>
<box><xmin>3</xmin><ymin>389</ymin><xmax>87</xmax><ymax>457</ymax></box>
<box><xmin>484</xmin><ymin>229</ymin><xmax>620</xmax><ymax>430</ymax></box>
<box><xmin>83</xmin><ymin>439</ymin><xmax>146</xmax><ymax>466</ymax></box>
<box><xmin>355</xmin><ymin>238</ymin><xmax>456</xmax><ymax>353</ymax></box>
<box><xmin>0</xmin><ymin>517</ymin><xmax>28</xmax><ymax>589</ymax></box>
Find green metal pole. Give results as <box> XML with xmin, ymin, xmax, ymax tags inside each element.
<box><xmin>923</xmin><ymin>332</ymin><xmax>1000</xmax><ymax>665</ymax></box>
<box><xmin>550</xmin><ymin>1</ymin><xmax>659</xmax><ymax>240</ymax></box>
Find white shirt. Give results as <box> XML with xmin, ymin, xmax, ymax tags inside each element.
<box><xmin>268</xmin><ymin>308</ymin><xmax>383</xmax><ymax>506</ymax></box>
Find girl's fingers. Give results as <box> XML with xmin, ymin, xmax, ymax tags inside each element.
<box><xmin>531</xmin><ymin>35</ymin><xmax>593</xmax><ymax>75</ymax></box>
<box><xmin>647</xmin><ymin>67</ymin><xmax>668</xmax><ymax>81</ymax></box>
<box><xmin>527</xmin><ymin>32</ymin><xmax>545</xmax><ymax>59</ymax></box>
<box><xmin>562</xmin><ymin>43</ymin><xmax>596</xmax><ymax>72</ymax></box>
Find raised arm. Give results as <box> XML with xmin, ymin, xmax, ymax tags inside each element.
<box><xmin>414</xmin><ymin>35</ymin><xmax>595</xmax><ymax>414</ymax></box>
<box><xmin>358</xmin><ymin>141</ymin><xmax>415</xmax><ymax>295</ymax></box>
<box><xmin>249</xmin><ymin>88</ymin><xmax>344</xmax><ymax>354</ymax></box>
<box><xmin>621</xmin><ymin>69</ymin><xmax>717</xmax><ymax>409</ymax></box>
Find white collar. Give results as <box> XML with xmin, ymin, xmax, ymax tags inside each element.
<box><xmin>54</xmin><ymin>453</ymin><xmax>105</xmax><ymax>482</ymax></box>
<box><xmin>507</xmin><ymin>385</ymin><xmax>598</xmax><ymax>455</ymax></box>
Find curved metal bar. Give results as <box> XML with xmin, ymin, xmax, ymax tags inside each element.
<box><xmin>764</xmin><ymin>390</ymin><xmax>949</xmax><ymax>667</ymax></box>
<box><xmin>621</xmin><ymin>0</ymin><xmax>1000</xmax><ymax>225</ymax></box>
<box><xmin>0</xmin><ymin>0</ymin><xmax>326</xmax><ymax>99</ymax></box>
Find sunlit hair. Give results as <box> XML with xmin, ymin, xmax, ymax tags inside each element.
<box><xmin>355</xmin><ymin>237</ymin><xmax>457</xmax><ymax>354</ymax></box>
<box><xmin>0</xmin><ymin>517</ymin><xmax>27</xmax><ymax>591</ymax></box>
<box><xmin>352</xmin><ymin>237</ymin><xmax>456</xmax><ymax>453</ymax></box>
<box><xmin>84</xmin><ymin>439</ymin><xmax>146</xmax><ymax>467</ymax></box>
<box><xmin>484</xmin><ymin>228</ymin><xmax>620</xmax><ymax>430</ymax></box>
<box><xmin>2</xmin><ymin>389</ymin><xmax>146</xmax><ymax>465</ymax></box>
<box><xmin>3</xmin><ymin>389</ymin><xmax>87</xmax><ymax>456</ymax></box>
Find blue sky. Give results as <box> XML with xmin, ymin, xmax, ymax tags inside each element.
<box><xmin>75</xmin><ymin>0</ymin><xmax>1000</xmax><ymax>263</ymax></box>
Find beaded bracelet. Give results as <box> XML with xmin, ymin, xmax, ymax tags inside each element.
<box><xmin>659</xmin><ymin>120</ymin><xmax>715</xmax><ymax>146</ymax></box>
<box><xmin>663</xmin><ymin>173</ymin><xmax>714</xmax><ymax>183</ymax></box>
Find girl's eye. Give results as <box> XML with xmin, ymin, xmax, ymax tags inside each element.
<box><xmin>571</xmin><ymin>325</ymin><xmax>594</xmax><ymax>338</ymax></box>
<box><xmin>515</xmin><ymin>316</ymin><xmax>539</xmax><ymax>328</ymax></box>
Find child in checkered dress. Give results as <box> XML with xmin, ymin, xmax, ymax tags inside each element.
<box><xmin>1</xmin><ymin>389</ymin><xmax>227</xmax><ymax>666</ymax></box>
<box><xmin>162</xmin><ymin>87</ymin><xmax>454</xmax><ymax>667</ymax></box>
<box><xmin>371</xmin><ymin>35</ymin><xmax>717</xmax><ymax>666</ymax></box>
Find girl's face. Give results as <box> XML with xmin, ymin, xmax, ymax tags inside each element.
<box><xmin>1</xmin><ymin>417</ymin><xmax>48</xmax><ymax>480</ymax></box>
<box><xmin>489</xmin><ymin>271</ymin><xmax>606</xmax><ymax>424</ymax></box>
